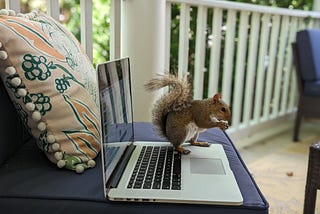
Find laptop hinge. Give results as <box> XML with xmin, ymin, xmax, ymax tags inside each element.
<box><xmin>108</xmin><ymin>144</ymin><xmax>136</xmax><ymax>188</ymax></box>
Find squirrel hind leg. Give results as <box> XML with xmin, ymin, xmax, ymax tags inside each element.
<box><xmin>188</xmin><ymin>132</ymin><xmax>210</xmax><ymax>147</ymax></box>
<box><xmin>175</xmin><ymin>146</ymin><xmax>191</xmax><ymax>155</ymax></box>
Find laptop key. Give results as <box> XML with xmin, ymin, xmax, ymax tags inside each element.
<box><xmin>127</xmin><ymin>145</ymin><xmax>182</xmax><ymax>191</ymax></box>
<box><xmin>172</xmin><ymin>185</ymin><xmax>181</xmax><ymax>190</ymax></box>
<box><xmin>162</xmin><ymin>182</ymin><xmax>170</xmax><ymax>189</ymax></box>
<box><xmin>134</xmin><ymin>181</ymin><xmax>142</xmax><ymax>189</ymax></box>
<box><xmin>143</xmin><ymin>182</ymin><xmax>152</xmax><ymax>189</ymax></box>
<box><xmin>153</xmin><ymin>182</ymin><xmax>161</xmax><ymax>189</ymax></box>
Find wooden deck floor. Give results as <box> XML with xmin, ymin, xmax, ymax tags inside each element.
<box><xmin>238</xmin><ymin>119</ymin><xmax>320</xmax><ymax>214</ymax></box>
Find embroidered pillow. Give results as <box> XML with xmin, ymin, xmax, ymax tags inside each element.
<box><xmin>0</xmin><ymin>10</ymin><xmax>101</xmax><ymax>173</ymax></box>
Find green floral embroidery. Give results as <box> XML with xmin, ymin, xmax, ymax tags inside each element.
<box><xmin>38</xmin><ymin>131</ymin><xmax>50</xmax><ymax>152</ymax></box>
<box><xmin>54</xmin><ymin>64</ymin><xmax>84</xmax><ymax>93</ymax></box>
<box><xmin>22</xmin><ymin>54</ymin><xmax>56</xmax><ymax>81</ymax></box>
<box><xmin>66</xmin><ymin>54</ymin><xmax>77</xmax><ymax>69</ymax></box>
<box><xmin>27</xmin><ymin>93</ymin><xmax>52</xmax><ymax>116</ymax></box>
<box><xmin>55</xmin><ymin>75</ymin><xmax>71</xmax><ymax>93</ymax></box>
<box><xmin>21</xmin><ymin>53</ymin><xmax>85</xmax><ymax>94</ymax></box>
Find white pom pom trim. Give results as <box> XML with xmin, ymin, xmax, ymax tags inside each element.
<box><xmin>25</xmin><ymin>102</ymin><xmax>35</xmax><ymax>111</ymax></box>
<box><xmin>32</xmin><ymin>111</ymin><xmax>41</xmax><ymax>122</ymax></box>
<box><xmin>17</xmin><ymin>88</ymin><xmax>27</xmax><ymax>97</ymax></box>
<box><xmin>75</xmin><ymin>165</ymin><xmax>84</xmax><ymax>174</ymax></box>
<box><xmin>51</xmin><ymin>143</ymin><xmax>60</xmax><ymax>151</ymax></box>
<box><xmin>57</xmin><ymin>160</ymin><xmax>66</xmax><ymax>168</ymax></box>
<box><xmin>37</xmin><ymin>122</ymin><xmax>46</xmax><ymax>131</ymax></box>
<box><xmin>54</xmin><ymin>152</ymin><xmax>63</xmax><ymax>160</ymax></box>
<box><xmin>47</xmin><ymin>135</ymin><xmax>56</xmax><ymax>144</ymax></box>
<box><xmin>0</xmin><ymin>9</ymin><xmax>9</xmax><ymax>16</ymax></box>
<box><xmin>0</xmin><ymin>50</ymin><xmax>8</xmax><ymax>60</ymax></box>
<box><xmin>88</xmin><ymin>160</ymin><xmax>96</xmax><ymax>168</ymax></box>
<box><xmin>5</xmin><ymin>66</ymin><xmax>16</xmax><ymax>75</ymax></box>
<box><xmin>8</xmin><ymin>10</ymin><xmax>16</xmax><ymax>16</ymax></box>
<box><xmin>11</xmin><ymin>77</ymin><xmax>22</xmax><ymax>87</ymax></box>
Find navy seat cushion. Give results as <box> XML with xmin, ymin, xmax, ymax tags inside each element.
<box><xmin>0</xmin><ymin>122</ymin><xmax>268</xmax><ymax>214</ymax></box>
<box><xmin>304</xmin><ymin>80</ymin><xmax>320</xmax><ymax>96</ymax></box>
<box><xmin>296</xmin><ymin>29</ymin><xmax>320</xmax><ymax>82</ymax></box>
<box><xmin>0</xmin><ymin>78</ymin><xmax>31</xmax><ymax>165</ymax></box>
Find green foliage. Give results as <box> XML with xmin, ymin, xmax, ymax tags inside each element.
<box><xmin>13</xmin><ymin>0</ymin><xmax>110</xmax><ymax>67</ymax></box>
<box><xmin>234</xmin><ymin>0</ymin><xmax>313</xmax><ymax>10</ymax></box>
<box><xmin>92</xmin><ymin>0</ymin><xmax>110</xmax><ymax>65</ymax></box>
<box><xmin>60</xmin><ymin>0</ymin><xmax>110</xmax><ymax>67</ymax></box>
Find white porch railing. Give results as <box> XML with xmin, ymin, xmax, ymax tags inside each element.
<box><xmin>3</xmin><ymin>0</ymin><xmax>320</xmax><ymax>146</ymax></box>
<box><xmin>114</xmin><ymin>0</ymin><xmax>320</xmax><ymax>147</ymax></box>
<box><xmin>161</xmin><ymin>0</ymin><xmax>320</xmax><ymax>146</ymax></box>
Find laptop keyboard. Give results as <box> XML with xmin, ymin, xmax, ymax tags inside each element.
<box><xmin>127</xmin><ymin>146</ymin><xmax>181</xmax><ymax>190</ymax></box>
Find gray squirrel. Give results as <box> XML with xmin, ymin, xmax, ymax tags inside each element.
<box><xmin>145</xmin><ymin>73</ymin><xmax>231</xmax><ymax>154</ymax></box>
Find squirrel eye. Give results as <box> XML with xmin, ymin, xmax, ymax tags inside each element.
<box><xmin>221</xmin><ymin>107</ymin><xmax>226</xmax><ymax>112</ymax></box>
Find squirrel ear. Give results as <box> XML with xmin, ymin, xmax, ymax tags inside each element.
<box><xmin>213</xmin><ymin>93</ymin><xmax>221</xmax><ymax>103</ymax></box>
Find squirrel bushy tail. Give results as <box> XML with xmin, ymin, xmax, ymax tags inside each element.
<box><xmin>144</xmin><ymin>73</ymin><xmax>192</xmax><ymax>137</ymax></box>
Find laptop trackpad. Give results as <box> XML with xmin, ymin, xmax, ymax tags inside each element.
<box><xmin>190</xmin><ymin>158</ymin><xmax>226</xmax><ymax>175</ymax></box>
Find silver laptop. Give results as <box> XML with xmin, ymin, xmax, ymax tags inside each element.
<box><xmin>97</xmin><ymin>58</ymin><xmax>243</xmax><ymax>205</ymax></box>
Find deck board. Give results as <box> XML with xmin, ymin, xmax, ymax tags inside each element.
<box><xmin>238</xmin><ymin>119</ymin><xmax>320</xmax><ymax>214</ymax></box>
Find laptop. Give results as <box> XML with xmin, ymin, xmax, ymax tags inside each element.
<box><xmin>97</xmin><ymin>57</ymin><xmax>243</xmax><ymax>205</ymax></box>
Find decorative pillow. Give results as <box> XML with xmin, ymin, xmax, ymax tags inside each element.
<box><xmin>0</xmin><ymin>9</ymin><xmax>101</xmax><ymax>173</ymax></box>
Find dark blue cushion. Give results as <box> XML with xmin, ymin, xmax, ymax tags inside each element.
<box><xmin>304</xmin><ymin>80</ymin><xmax>320</xmax><ymax>96</ymax></box>
<box><xmin>0</xmin><ymin>123</ymin><xmax>268</xmax><ymax>214</ymax></box>
<box><xmin>296</xmin><ymin>29</ymin><xmax>320</xmax><ymax>82</ymax></box>
<box><xmin>0</xmin><ymin>80</ymin><xmax>31</xmax><ymax>165</ymax></box>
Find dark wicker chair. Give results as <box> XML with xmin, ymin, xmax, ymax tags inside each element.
<box><xmin>292</xmin><ymin>29</ymin><xmax>320</xmax><ymax>142</ymax></box>
<box><xmin>304</xmin><ymin>143</ymin><xmax>320</xmax><ymax>214</ymax></box>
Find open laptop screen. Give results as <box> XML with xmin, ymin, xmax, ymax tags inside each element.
<box><xmin>98</xmin><ymin>58</ymin><xmax>133</xmax><ymax>142</ymax></box>
<box><xmin>97</xmin><ymin>58</ymin><xmax>133</xmax><ymax>182</ymax></box>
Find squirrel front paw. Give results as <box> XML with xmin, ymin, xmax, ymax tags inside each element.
<box><xmin>217</xmin><ymin>120</ymin><xmax>229</xmax><ymax>130</ymax></box>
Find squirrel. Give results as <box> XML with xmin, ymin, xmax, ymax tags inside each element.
<box><xmin>144</xmin><ymin>73</ymin><xmax>231</xmax><ymax>154</ymax></box>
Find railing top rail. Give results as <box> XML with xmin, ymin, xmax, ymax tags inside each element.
<box><xmin>167</xmin><ymin>0</ymin><xmax>320</xmax><ymax>18</ymax></box>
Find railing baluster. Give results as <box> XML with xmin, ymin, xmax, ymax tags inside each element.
<box><xmin>165</xmin><ymin>2</ymin><xmax>172</xmax><ymax>71</ymax></box>
<box><xmin>231</xmin><ymin>10</ymin><xmax>249</xmax><ymax>130</ymax></box>
<box><xmin>208</xmin><ymin>7</ymin><xmax>223</xmax><ymax>96</ymax></box>
<box><xmin>178</xmin><ymin>3</ymin><xmax>190</xmax><ymax>77</ymax></box>
<box><xmin>193</xmin><ymin>5</ymin><xmax>207</xmax><ymax>99</ymax></box>
<box><xmin>46</xmin><ymin>0</ymin><xmax>59</xmax><ymax>21</ymax></box>
<box><xmin>308</xmin><ymin>18</ymin><xmax>315</xmax><ymax>28</ymax></box>
<box><xmin>280</xmin><ymin>16</ymin><xmax>298</xmax><ymax>115</ymax></box>
<box><xmin>253</xmin><ymin>13</ymin><xmax>271</xmax><ymax>124</ymax></box>
<box><xmin>5</xmin><ymin>0</ymin><xmax>20</xmax><ymax>12</ymax></box>
<box><xmin>110</xmin><ymin>0</ymin><xmax>122</xmax><ymax>60</ymax></box>
<box><xmin>80</xmin><ymin>0</ymin><xmax>93</xmax><ymax>62</ymax></box>
<box><xmin>272</xmin><ymin>15</ymin><xmax>289</xmax><ymax>118</ymax></box>
<box><xmin>243</xmin><ymin>12</ymin><xmax>260</xmax><ymax>126</ymax></box>
<box><xmin>263</xmin><ymin>14</ymin><xmax>280</xmax><ymax>121</ymax></box>
<box><xmin>221</xmin><ymin>9</ymin><xmax>236</xmax><ymax>105</ymax></box>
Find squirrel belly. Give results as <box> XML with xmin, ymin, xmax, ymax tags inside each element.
<box><xmin>165</xmin><ymin>107</ymin><xmax>195</xmax><ymax>148</ymax></box>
